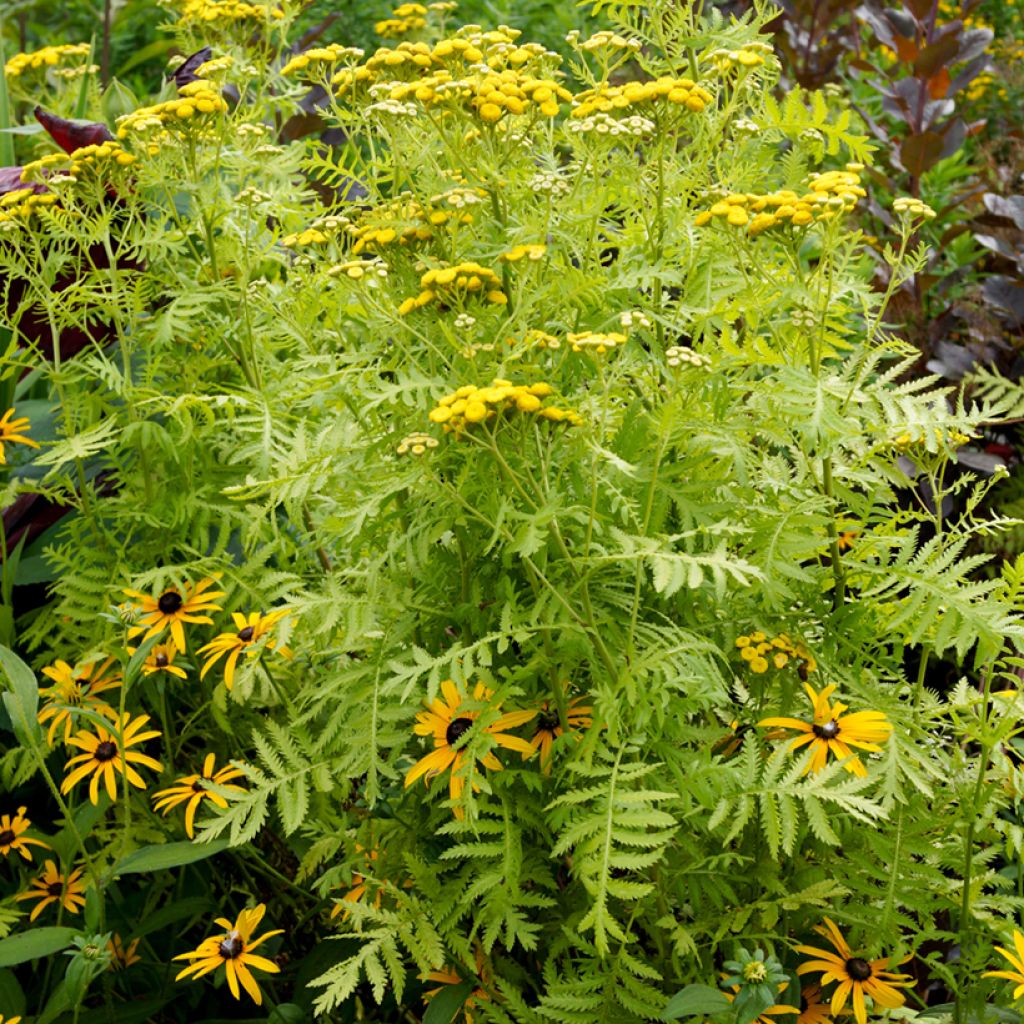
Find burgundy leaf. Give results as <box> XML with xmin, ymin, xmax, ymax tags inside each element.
<box><xmin>34</xmin><ymin>106</ymin><xmax>113</xmax><ymax>153</ymax></box>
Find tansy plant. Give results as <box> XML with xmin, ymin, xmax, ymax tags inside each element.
<box><xmin>1</xmin><ymin>0</ymin><xmax>1024</xmax><ymax>1021</ymax></box>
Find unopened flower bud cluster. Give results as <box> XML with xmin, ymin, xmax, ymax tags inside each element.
<box><xmin>666</xmin><ymin>346</ymin><xmax>711</xmax><ymax>369</ymax></box>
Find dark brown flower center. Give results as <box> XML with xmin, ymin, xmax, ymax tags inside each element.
<box><xmin>537</xmin><ymin>712</ymin><xmax>560</xmax><ymax>733</ymax></box>
<box><xmin>47</xmin><ymin>880</ymin><xmax>64</xmax><ymax>896</ymax></box>
<box><xmin>237</xmin><ymin>626</ymin><xmax>255</xmax><ymax>642</ymax></box>
<box><xmin>812</xmin><ymin>719</ymin><xmax>840</xmax><ymax>739</ymax></box>
<box><xmin>192</xmin><ymin>779</ymin><xmax>207</xmax><ymax>793</ymax></box>
<box><xmin>445</xmin><ymin>716</ymin><xmax>474</xmax><ymax>746</ymax></box>
<box><xmin>846</xmin><ymin>957</ymin><xmax>872</xmax><ymax>981</ymax></box>
<box><xmin>219</xmin><ymin>934</ymin><xmax>244</xmax><ymax>959</ymax></box>
<box><xmin>95</xmin><ymin>740</ymin><xmax>118</xmax><ymax>762</ymax></box>
<box><xmin>155</xmin><ymin>652</ymin><xmax>169</xmax><ymax>667</ymax></box>
<box><xmin>0</xmin><ymin>828</ymin><xmax>15</xmax><ymax>846</ymax></box>
<box><xmin>158</xmin><ymin>591</ymin><xmax>183</xmax><ymax>615</ymax></box>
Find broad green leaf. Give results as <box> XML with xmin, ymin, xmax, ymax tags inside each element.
<box><xmin>0</xmin><ymin>644</ymin><xmax>41</xmax><ymax>745</ymax></box>
<box><xmin>0</xmin><ymin>927</ymin><xmax>80</xmax><ymax>968</ymax></box>
<box><xmin>662</xmin><ymin>984</ymin><xmax>732</xmax><ymax>1020</ymax></box>
<box><xmin>422</xmin><ymin>981</ymin><xmax>474</xmax><ymax>1024</ymax></box>
<box><xmin>0</xmin><ymin>967</ymin><xmax>25</xmax><ymax>1015</ymax></box>
<box><xmin>112</xmin><ymin>838</ymin><xmax>231</xmax><ymax>876</ymax></box>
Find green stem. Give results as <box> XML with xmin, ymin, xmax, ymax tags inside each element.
<box><xmin>955</xmin><ymin>657</ymin><xmax>999</xmax><ymax>1022</ymax></box>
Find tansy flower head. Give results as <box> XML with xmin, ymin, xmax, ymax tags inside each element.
<box><xmin>123</xmin><ymin>576</ymin><xmax>225</xmax><ymax>652</ymax></box>
<box><xmin>572</xmin><ymin>76</ymin><xmax>713</xmax><ymax>119</ymax></box>
<box><xmin>397</xmin><ymin>261</ymin><xmax>507</xmax><ymax>316</ymax></box>
<box><xmin>736</xmin><ymin>632</ymin><xmax>816</xmax><ymax>677</ymax></box>
<box><xmin>984</xmin><ymin>927</ymin><xmax>1024</xmax><ymax>1000</ymax></box>
<box><xmin>405</xmin><ymin>680</ymin><xmax>536</xmax><ymax>817</ymax></box>
<box><xmin>796</xmin><ymin>917</ymin><xmax>913</xmax><ymax>1024</ymax></box>
<box><xmin>0</xmin><ymin>408</ymin><xmax>40</xmax><ymax>464</ymax></box>
<box><xmin>567</xmin><ymin>330</ymin><xmax>626</xmax><ymax>355</ymax></box>
<box><xmin>528</xmin><ymin>695</ymin><xmax>592</xmax><ymax>772</ymax></box>
<box><xmin>153</xmin><ymin>753</ymin><xmax>246</xmax><ymax>837</ymax></box>
<box><xmin>174</xmin><ymin>904</ymin><xmax>282</xmax><ymax>1005</ymax></box>
<box><xmin>38</xmin><ymin>656</ymin><xmax>121</xmax><ymax>745</ymax></box>
<box><xmin>61</xmin><ymin>713</ymin><xmax>163</xmax><ymax>804</ymax></box>
<box><xmin>758</xmin><ymin>682</ymin><xmax>891</xmax><ymax>777</ymax></box>
<box><xmin>4</xmin><ymin>43</ymin><xmax>90</xmax><ymax>79</ymax></box>
<box><xmin>197</xmin><ymin>609</ymin><xmax>292</xmax><ymax>690</ymax></box>
<box><xmin>0</xmin><ymin>806</ymin><xmax>50</xmax><ymax>861</ymax></box>
<box><xmin>428</xmin><ymin>379</ymin><xmax>582</xmax><ymax>434</ymax></box>
<box><xmin>15</xmin><ymin>859</ymin><xmax>86</xmax><ymax>921</ymax></box>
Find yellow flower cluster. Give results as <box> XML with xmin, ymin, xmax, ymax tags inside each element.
<box><xmin>695</xmin><ymin>166</ymin><xmax>866</xmax><ymax>235</ymax></box>
<box><xmin>22</xmin><ymin>141</ymin><xmax>137</xmax><ymax>185</ymax></box>
<box><xmin>398</xmin><ymin>262</ymin><xmax>507</xmax><ymax>315</ymax></box>
<box><xmin>572</xmin><ymin>77</ymin><xmax>713</xmax><ymax>119</ymax></box>
<box><xmin>333</xmin><ymin>27</ymin><xmax>569</xmax><ymax>124</ymax></box>
<box><xmin>707</xmin><ymin>42</ymin><xmax>773</xmax><ymax>72</ymax></box>
<box><xmin>397</xmin><ymin>431</ymin><xmax>439</xmax><ymax>455</ymax></box>
<box><xmin>196</xmin><ymin>54</ymin><xmax>234</xmax><ymax>76</ymax></box>
<box><xmin>376</xmin><ymin>3</ymin><xmax>427</xmax><ymax>38</ymax></box>
<box><xmin>666</xmin><ymin>346</ymin><xmax>712</xmax><ymax>369</ymax></box>
<box><xmin>893</xmin><ymin>428</ymin><xmax>971</xmax><ymax>450</ymax></box>
<box><xmin>0</xmin><ymin>190</ymin><xmax>60</xmax><ymax>229</ymax></box>
<box><xmin>326</xmin><ymin>258</ymin><xmax>388</xmax><ymax>281</ymax></box>
<box><xmin>280</xmin><ymin>44</ymin><xmax>364</xmax><ymax>78</ymax></box>
<box><xmin>572</xmin><ymin>30</ymin><xmax>642</xmax><ymax>54</ymax></box>
<box><xmin>176</xmin><ymin>0</ymin><xmax>284</xmax><ymax>26</ymax></box>
<box><xmin>893</xmin><ymin>197</ymin><xmax>937</xmax><ymax>219</ymax></box>
<box><xmin>428</xmin><ymin>380</ymin><xmax>582</xmax><ymax>432</ymax></box>
<box><xmin>116</xmin><ymin>82</ymin><xmax>228</xmax><ymax>138</ymax></box>
<box><xmin>281</xmin><ymin>215</ymin><xmax>347</xmax><ymax>248</ymax></box>
<box><xmin>386</xmin><ymin>66</ymin><xmax>572</xmax><ymax>122</ymax></box>
<box><xmin>349</xmin><ymin>191</ymin><xmax>480</xmax><ymax>254</ymax></box>
<box><xmin>500</xmin><ymin>243</ymin><xmax>546</xmax><ymax>263</ymax></box>
<box><xmin>736</xmin><ymin>632</ymin><xmax>817</xmax><ymax>676</ymax></box>
<box><xmin>568</xmin><ymin>330</ymin><xmax>626</xmax><ymax>354</ymax></box>
<box><xmin>4</xmin><ymin>43</ymin><xmax>90</xmax><ymax>79</ymax></box>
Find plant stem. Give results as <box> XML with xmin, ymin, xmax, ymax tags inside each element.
<box><xmin>955</xmin><ymin>657</ymin><xmax>998</xmax><ymax>1022</ymax></box>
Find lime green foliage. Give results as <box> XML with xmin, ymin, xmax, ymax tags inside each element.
<box><xmin>1</xmin><ymin>1</ymin><xmax>1024</xmax><ymax>1022</ymax></box>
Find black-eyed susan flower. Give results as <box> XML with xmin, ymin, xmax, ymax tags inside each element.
<box><xmin>38</xmin><ymin>657</ymin><xmax>121</xmax><ymax>745</ymax></box>
<box><xmin>127</xmin><ymin>642</ymin><xmax>188</xmax><ymax>680</ymax></box>
<box><xmin>405</xmin><ymin>680</ymin><xmax>535</xmax><ymax>817</ymax></box>
<box><xmin>528</xmin><ymin>696</ymin><xmax>592</xmax><ymax>772</ymax></box>
<box><xmin>173</xmin><ymin>904</ymin><xmax>282</xmax><ymax>1005</ymax></box>
<box><xmin>123</xmin><ymin>576</ymin><xmax>225</xmax><ymax>653</ymax></box>
<box><xmin>423</xmin><ymin>964</ymin><xmax>489</xmax><ymax>1023</ymax></box>
<box><xmin>837</xmin><ymin>529</ymin><xmax>859</xmax><ymax>552</ymax></box>
<box><xmin>0</xmin><ymin>408</ymin><xmax>40</xmax><ymax>464</ymax></box>
<box><xmin>758</xmin><ymin>683</ymin><xmax>891</xmax><ymax>777</ymax></box>
<box><xmin>152</xmin><ymin>754</ymin><xmax>246</xmax><ymax>837</ymax></box>
<box><xmin>15</xmin><ymin>859</ymin><xmax>86</xmax><ymax>921</ymax></box>
<box><xmin>796</xmin><ymin>917</ymin><xmax>913</xmax><ymax>1024</ymax></box>
<box><xmin>197</xmin><ymin>610</ymin><xmax>292</xmax><ymax>690</ymax></box>
<box><xmin>984</xmin><ymin>927</ymin><xmax>1024</xmax><ymax>999</ymax></box>
<box><xmin>108</xmin><ymin>934</ymin><xmax>142</xmax><ymax>970</ymax></box>
<box><xmin>330</xmin><ymin>845</ymin><xmax>380</xmax><ymax>920</ymax></box>
<box><xmin>798</xmin><ymin>984</ymin><xmax>831</xmax><ymax>1024</ymax></box>
<box><xmin>61</xmin><ymin>713</ymin><xmax>162</xmax><ymax>804</ymax></box>
<box><xmin>0</xmin><ymin>806</ymin><xmax>50</xmax><ymax>861</ymax></box>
